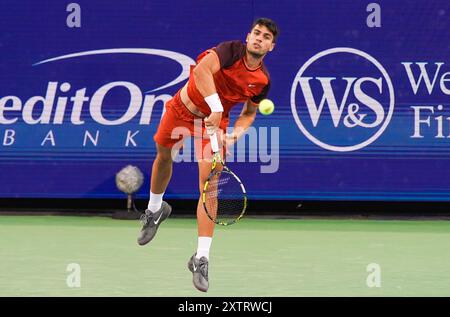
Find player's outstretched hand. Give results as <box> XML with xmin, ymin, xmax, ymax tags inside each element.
<box><xmin>224</xmin><ymin>133</ymin><xmax>237</xmax><ymax>156</ymax></box>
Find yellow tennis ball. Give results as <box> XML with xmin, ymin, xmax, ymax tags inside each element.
<box><xmin>258</xmin><ymin>99</ymin><xmax>274</xmax><ymax>115</ymax></box>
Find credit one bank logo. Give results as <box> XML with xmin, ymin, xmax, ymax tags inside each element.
<box><xmin>0</xmin><ymin>48</ymin><xmax>195</xmax><ymax>126</ymax></box>
<box><xmin>291</xmin><ymin>48</ymin><xmax>395</xmax><ymax>152</ymax></box>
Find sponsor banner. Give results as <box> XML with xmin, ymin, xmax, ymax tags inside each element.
<box><xmin>0</xmin><ymin>1</ymin><xmax>449</xmax><ymax>200</ymax></box>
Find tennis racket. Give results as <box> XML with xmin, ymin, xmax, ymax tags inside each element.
<box><xmin>202</xmin><ymin>131</ymin><xmax>247</xmax><ymax>226</ymax></box>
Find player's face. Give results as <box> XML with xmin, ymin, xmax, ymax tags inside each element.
<box><xmin>246</xmin><ymin>25</ymin><xmax>275</xmax><ymax>58</ymax></box>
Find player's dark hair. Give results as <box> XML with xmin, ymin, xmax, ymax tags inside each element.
<box><xmin>251</xmin><ymin>17</ymin><xmax>279</xmax><ymax>43</ymax></box>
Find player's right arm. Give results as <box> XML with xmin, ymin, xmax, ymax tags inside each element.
<box><xmin>193</xmin><ymin>51</ymin><xmax>221</xmax><ymax>98</ymax></box>
<box><xmin>193</xmin><ymin>51</ymin><xmax>223</xmax><ymax>132</ymax></box>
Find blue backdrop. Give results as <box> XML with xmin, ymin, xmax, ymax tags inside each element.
<box><xmin>1</xmin><ymin>0</ymin><xmax>449</xmax><ymax>201</ymax></box>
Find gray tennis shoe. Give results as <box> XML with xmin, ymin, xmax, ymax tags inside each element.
<box><xmin>187</xmin><ymin>254</ymin><xmax>209</xmax><ymax>292</ymax></box>
<box><xmin>137</xmin><ymin>201</ymin><xmax>172</xmax><ymax>245</ymax></box>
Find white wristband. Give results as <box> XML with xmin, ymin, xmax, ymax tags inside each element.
<box><xmin>204</xmin><ymin>93</ymin><xmax>224</xmax><ymax>113</ymax></box>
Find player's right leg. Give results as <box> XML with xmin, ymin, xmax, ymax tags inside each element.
<box><xmin>137</xmin><ymin>144</ymin><xmax>174</xmax><ymax>246</ymax></box>
<box><xmin>138</xmin><ymin>92</ymin><xmax>191</xmax><ymax>246</ymax></box>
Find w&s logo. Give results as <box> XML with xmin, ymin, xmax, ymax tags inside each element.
<box><xmin>291</xmin><ymin>48</ymin><xmax>395</xmax><ymax>152</ymax></box>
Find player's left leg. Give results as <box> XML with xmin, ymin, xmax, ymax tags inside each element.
<box><xmin>187</xmin><ymin>134</ymin><xmax>226</xmax><ymax>292</ymax></box>
<box><xmin>197</xmin><ymin>157</ymin><xmax>218</xmax><ymax>238</ymax></box>
<box><xmin>186</xmin><ymin>157</ymin><xmax>216</xmax><ymax>292</ymax></box>
<box><xmin>196</xmin><ymin>135</ymin><xmax>225</xmax><ymax>253</ymax></box>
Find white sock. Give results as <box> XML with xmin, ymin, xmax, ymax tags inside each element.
<box><xmin>196</xmin><ymin>237</ymin><xmax>212</xmax><ymax>260</ymax></box>
<box><xmin>147</xmin><ymin>191</ymin><xmax>164</xmax><ymax>213</ymax></box>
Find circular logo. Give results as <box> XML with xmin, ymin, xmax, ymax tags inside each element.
<box><xmin>291</xmin><ymin>47</ymin><xmax>395</xmax><ymax>152</ymax></box>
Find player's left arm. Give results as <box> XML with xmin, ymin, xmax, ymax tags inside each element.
<box><xmin>228</xmin><ymin>76</ymin><xmax>270</xmax><ymax>143</ymax></box>
<box><xmin>226</xmin><ymin>79</ymin><xmax>270</xmax><ymax>145</ymax></box>
<box><xmin>226</xmin><ymin>99</ymin><xmax>258</xmax><ymax>145</ymax></box>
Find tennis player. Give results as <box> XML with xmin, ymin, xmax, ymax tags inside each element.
<box><xmin>138</xmin><ymin>17</ymin><xmax>278</xmax><ymax>292</ymax></box>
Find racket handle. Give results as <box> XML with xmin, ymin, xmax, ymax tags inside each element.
<box><xmin>209</xmin><ymin>132</ymin><xmax>219</xmax><ymax>153</ymax></box>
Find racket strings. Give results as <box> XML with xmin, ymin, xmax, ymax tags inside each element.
<box><xmin>204</xmin><ymin>170</ymin><xmax>246</xmax><ymax>224</ymax></box>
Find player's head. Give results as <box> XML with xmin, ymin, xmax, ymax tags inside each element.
<box><xmin>246</xmin><ymin>17</ymin><xmax>279</xmax><ymax>58</ymax></box>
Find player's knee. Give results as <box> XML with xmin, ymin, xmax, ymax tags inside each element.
<box><xmin>156</xmin><ymin>144</ymin><xmax>173</xmax><ymax>163</ymax></box>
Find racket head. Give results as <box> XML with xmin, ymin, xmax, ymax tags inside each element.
<box><xmin>202</xmin><ymin>166</ymin><xmax>247</xmax><ymax>226</ymax></box>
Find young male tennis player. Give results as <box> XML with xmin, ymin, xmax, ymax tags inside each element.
<box><xmin>138</xmin><ymin>18</ymin><xmax>279</xmax><ymax>292</ymax></box>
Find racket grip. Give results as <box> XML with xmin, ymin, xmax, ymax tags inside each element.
<box><xmin>209</xmin><ymin>132</ymin><xmax>219</xmax><ymax>153</ymax></box>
